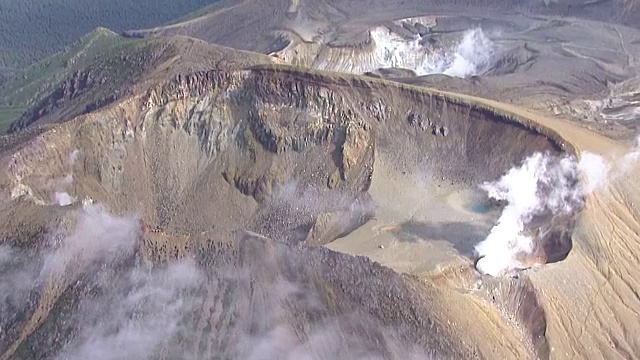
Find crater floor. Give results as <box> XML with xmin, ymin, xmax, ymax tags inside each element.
<box><xmin>327</xmin><ymin>153</ymin><xmax>500</xmax><ymax>276</ymax></box>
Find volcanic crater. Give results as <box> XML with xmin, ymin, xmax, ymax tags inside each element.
<box><xmin>0</xmin><ymin>65</ymin><xmax>585</xmax><ymax>359</ymax></box>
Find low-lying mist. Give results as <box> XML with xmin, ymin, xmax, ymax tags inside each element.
<box><xmin>1</xmin><ymin>200</ymin><xmax>434</xmax><ymax>359</ymax></box>
<box><xmin>58</xmin><ymin>260</ymin><xmax>203</xmax><ymax>360</ymax></box>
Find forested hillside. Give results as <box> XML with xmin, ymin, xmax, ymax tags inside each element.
<box><xmin>0</xmin><ymin>0</ymin><xmax>218</xmax><ymax>71</ymax></box>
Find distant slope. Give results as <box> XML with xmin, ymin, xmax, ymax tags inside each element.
<box><xmin>0</xmin><ymin>28</ymin><xmax>127</xmax><ymax>108</ymax></box>
<box><xmin>0</xmin><ymin>0</ymin><xmax>221</xmax><ymax>71</ymax></box>
<box><xmin>164</xmin><ymin>0</ymin><xmax>236</xmax><ymax>26</ymax></box>
<box><xmin>6</xmin><ymin>35</ymin><xmax>276</xmax><ymax>133</ymax></box>
<box><xmin>0</xmin><ymin>28</ymin><xmax>133</xmax><ymax>133</ymax></box>
<box><xmin>125</xmin><ymin>0</ymin><xmax>289</xmax><ymax>54</ymax></box>
<box><xmin>126</xmin><ymin>0</ymin><xmax>640</xmax><ymax>55</ymax></box>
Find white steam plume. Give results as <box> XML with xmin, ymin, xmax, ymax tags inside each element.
<box><xmin>371</xmin><ymin>27</ymin><xmax>495</xmax><ymax>77</ymax></box>
<box><xmin>475</xmin><ymin>141</ymin><xmax>640</xmax><ymax>277</ymax></box>
<box><xmin>578</xmin><ymin>152</ymin><xmax>609</xmax><ymax>193</ymax></box>
<box><xmin>41</xmin><ymin>203</ymin><xmax>140</xmax><ymax>276</ymax></box>
<box><xmin>54</xmin><ymin>191</ymin><xmax>76</xmax><ymax>206</ymax></box>
<box><xmin>475</xmin><ymin>153</ymin><xmax>583</xmax><ymax>276</ymax></box>
<box><xmin>441</xmin><ymin>28</ymin><xmax>495</xmax><ymax>78</ymax></box>
<box><xmin>622</xmin><ymin>135</ymin><xmax>640</xmax><ymax>170</ymax></box>
<box><xmin>575</xmin><ymin>137</ymin><xmax>640</xmax><ymax>194</ymax></box>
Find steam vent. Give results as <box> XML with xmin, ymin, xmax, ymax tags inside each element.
<box><xmin>2</xmin><ymin>1</ymin><xmax>640</xmax><ymax>359</ymax></box>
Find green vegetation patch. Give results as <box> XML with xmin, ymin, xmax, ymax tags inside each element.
<box><xmin>0</xmin><ymin>106</ymin><xmax>26</xmax><ymax>133</ymax></box>
<box><xmin>0</xmin><ymin>29</ymin><xmax>146</xmax><ymax>134</ymax></box>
